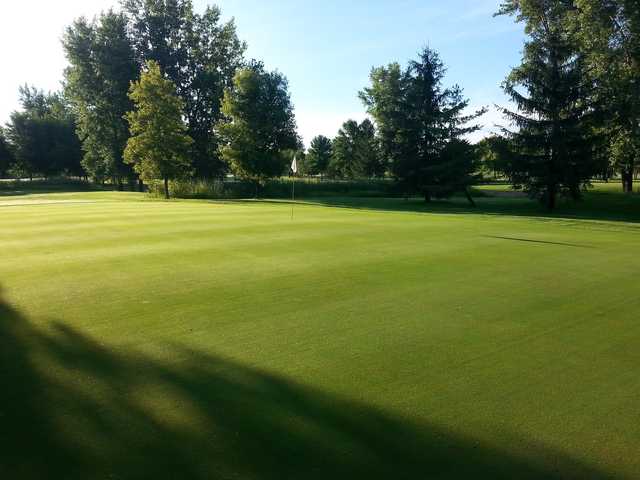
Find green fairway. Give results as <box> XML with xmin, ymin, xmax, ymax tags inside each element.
<box><xmin>1</xmin><ymin>191</ymin><xmax>639</xmax><ymax>479</ymax></box>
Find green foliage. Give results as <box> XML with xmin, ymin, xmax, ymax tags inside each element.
<box><xmin>498</xmin><ymin>1</ymin><xmax>605</xmax><ymax>209</ymax></box>
<box><xmin>476</xmin><ymin>135</ymin><xmax>516</xmax><ymax>179</ymax></box>
<box><xmin>124</xmin><ymin>61</ymin><xmax>193</xmax><ymax>198</ymax></box>
<box><xmin>0</xmin><ymin>127</ymin><xmax>14</xmax><ymax>177</ymax></box>
<box><xmin>305</xmin><ymin>135</ymin><xmax>333</xmax><ymax>176</ymax></box>
<box><xmin>147</xmin><ymin>177</ymin><xmax>397</xmax><ymax>200</ymax></box>
<box><xmin>63</xmin><ymin>10</ymin><xmax>138</xmax><ymax>184</ymax></box>
<box><xmin>329</xmin><ymin>119</ymin><xmax>383</xmax><ymax>179</ymax></box>
<box><xmin>122</xmin><ymin>0</ymin><xmax>246</xmax><ymax>178</ymax></box>
<box><xmin>4</xmin><ymin>86</ymin><xmax>83</xmax><ymax>179</ymax></box>
<box><xmin>360</xmin><ymin>47</ymin><xmax>485</xmax><ymax>201</ymax></box>
<box><xmin>217</xmin><ymin>62</ymin><xmax>298</xmax><ymax>184</ymax></box>
<box><xmin>570</xmin><ymin>0</ymin><xmax>640</xmax><ymax>192</ymax></box>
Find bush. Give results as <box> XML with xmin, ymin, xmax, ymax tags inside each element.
<box><xmin>149</xmin><ymin>177</ymin><xmax>399</xmax><ymax>200</ymax></box>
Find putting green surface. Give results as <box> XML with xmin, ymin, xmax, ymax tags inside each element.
<box><xmin>1</xmin><ymin>192</ymin><xmax>639</xmax><ymax>479</ymax></box>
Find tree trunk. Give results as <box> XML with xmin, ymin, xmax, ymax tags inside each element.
<box><xmin>164</xmin><ymin>177</ymin><xmax>169</xmax><ymax>199</ymax></box>
<box><xmin>546</xmin><ymin>185</ymin><xmax>556</xmax><ymax>211</ymax></box>
<box><xmin>138</xmin><ymin>178</ymin><xmax>144</xmax><ymax>192</ymax></box>
<box><xmin>424</xmin><ymin>191</ymin><xmax>431</xmax><ymax>203</ymax></box>
<box><xmin>622</xmin><ymin>167</ymin><xmax>633</xmax><ymax>193</ymax></box>
<box><xmin>464</xmin><ymin>188</ymin><xmax>476</xmax><ymax>207</ymax></box>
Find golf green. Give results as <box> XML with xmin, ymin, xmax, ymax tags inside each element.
<box><xmin>1</xmin><ymin>192</ymin><xmax>638</xmax><ymax>479</ymax></box>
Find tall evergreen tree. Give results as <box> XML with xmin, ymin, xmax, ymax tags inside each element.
<box><xmin>498</xmin><ymin>1</ymin><xmax>604</xmax><ymax>209</ymax></box>
<box><xmin>360</xmin><ymin>47</ymin><xmax>485</xmax><ymax>202</ymax></box>
<box><xmin>122</xmin><ymin>0</ymin><xmax>246</xmax><ymax>178</ymax></box>
<box><xmin>306</xmin><ymin>135</ymin><xmax>333</xmax><ymax>176</ymax></box>
<box><xmin>216</xmin><ymin>61</ymin><xmax>298</xmax><ymax>187</ymax></box>
<box><xmin>124</xmin><ymin>61</ymin><xmax>193</xmax><ymax>199</ymax></box>
<box><xmin>571</xmin><ymin>0</ymin><xmax>640</xmax><ymax>192</ymax></box>
<box><xmin>63</xmin><ymin>10</ymin><xmax>138</xmax><ymax>186</ymax></box>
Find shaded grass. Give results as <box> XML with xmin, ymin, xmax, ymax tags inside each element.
<box><xmin>1</xmin><ymin>192</ymin><xmax>639</xmax><ymax>478</ymax></box>
<box><xmin>300</xmin><ymin>186</ymin><xmax>640</xmax><ymax>224</ymax></box>
<box><xmin>0</xmin><ymin>294</ymin><xmax>618</xmax><ymax>480</ymax></box>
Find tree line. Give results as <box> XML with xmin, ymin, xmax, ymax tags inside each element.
<box><xmin>1</xmin><ymin>0</ymin><xmax>638</xmax><ymax>209</ymax></box>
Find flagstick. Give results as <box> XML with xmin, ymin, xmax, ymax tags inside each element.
<box><xmin>291</xmin><ymin>174</ymin><xmax>295</xmax><ymax>220</ymax></box>
<box><xmin>290</xmin><ymin>155</ymin><xmax>297</xmax><ymax>220</ymax></box>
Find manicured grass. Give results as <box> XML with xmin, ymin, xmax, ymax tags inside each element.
<box><xmin>1</xmin><ymin>190</ymin><xmax>639</xmax><ymax>479</ymax></box>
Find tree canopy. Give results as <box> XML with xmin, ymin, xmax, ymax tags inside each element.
<box><xmin>122</xmin><ymin>0</ymin><xmax>246</xmax><ymax>178</ymax></box>
<box><xmin>0</xmin><ymin>127</ymin><xmax>14</xmax><ymax>177</ymax></box>
<box><xmin>360</xmin><ymin>47</ymin><xmax>485</xmax><ymax>201</ymax></box>
<box><xmin>498</xmin><ymin>0</ymin><xmax>605</xmax><ymax>209</ymax></box>
<box><xmin>329</xmin><ymin>119</ymin><xmax>382</xmax><ymax>179</ymax></box>
<box><xmin>63</xmin><ymin>10</ymin><xmax>138</xmax><ymax>185</ymax></box>
<box><xmin>569</xmin><ymin>0</ymin><xmax>640</xmax><ymax>192</ymax></box>
<box><xmin>124</xmin><ymin>61</ymin><xmax>193</xmax><ymax>199</ymax></box>
<box><xmin>305</xmin><ymin>135</ymin><xmax>333</xmax><ymax>176</ymax></box>
<box><xmin>216</xmin><ymin>62</ymin><xmax>298</xmax><ymax>185</ymax></box>
<box><xmin>5</xmin><ymin>86</ymin><xmax>83</xmax><ymax>179</ymax></box>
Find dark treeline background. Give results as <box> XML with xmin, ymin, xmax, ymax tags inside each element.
<box><xmin>1</xmin><ymin>0</ymin><xmax>638</xmax><ymax>209</ymax></box>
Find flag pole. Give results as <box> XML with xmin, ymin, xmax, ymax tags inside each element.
<box><xmin>290</xmin><ymin>155</ymin><xmax>297</xmax><ymax>220</ymax></box>
<box><xmin>291</xmin><ymin>175</ymin><xmax>295</xmax><ymax>220</ymax></box>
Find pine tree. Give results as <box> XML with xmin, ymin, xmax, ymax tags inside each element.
<box><xmin>498</xmin><ymin>0</ymin><xmax>605</xmax><ymax>209</ymax></box>
<box><xmin>124</xmin><ymin>61</ymin><xmax>193</xmax><ymax>199</ymax></box>
<box><xmin>360</xmin><ymin>47</ymin><xmax>485</xmax><ymax>202</ymax></box>
<box><xmin>306</xmin><ymin>135</ymin><xmax>333</xmax><ymax>177</ymax></box>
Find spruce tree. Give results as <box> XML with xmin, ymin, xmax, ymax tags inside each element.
<box><xmin>306</xmin><ymin>135</ymin><xmax>333</xmax><ymax>177</ymax></box>
<box><xmin>360</xmin><ymin>47</ymin><xmax>485</xmax><ymax>202</ymax></box>
<box><xmin>498</xmin><ymin>1</ymin><xmax>605</xmax><ymax>209</ymax></box>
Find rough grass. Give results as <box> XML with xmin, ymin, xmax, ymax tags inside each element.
<box><xmin>1</xmin><ymin>188</ymin><xmax>639</xmax><ymax>479</ymax></box>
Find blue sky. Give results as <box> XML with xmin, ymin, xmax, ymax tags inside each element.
<box><xmin>212</xmin><ymin>0</ymin><xmax>524</xmax><ymax>143</ymax></box>
<box><xmin>0</xmin><ymin>0</ymin><xmax>525</xmax><ymax>144</ymax></box>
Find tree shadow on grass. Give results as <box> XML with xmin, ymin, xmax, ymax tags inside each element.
<box><xmin>241</xmin><ymin>192</ymin><xmax>640</xmax><ymax>225</ymax></box>
<box><xmin>0</xmin><ymin>180</ymin><xmax>108</xmax><ymax>197</ymax></box>
<box><xmin>0</xmin><ymin>291</ymin><xmax>621</xmax><ymax>480</ymax></box>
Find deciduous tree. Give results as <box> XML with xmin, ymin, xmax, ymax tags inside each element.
<box><xmin>216</xmin><ymin>62</ymin><xmax>298</xmax><ymax>187</ymax></box>
<box><xmin>63</xmin><ymin>10</ymin><xmax>138</xmax><ymax>185</ymax></box>
<box><xmin>0</xmin><ymin>127</ymin><xmax>14</xmax><ymax>178</ymax></box>
<box><xmin>124</xmin><ymin>61</ymin><xmax>193</xmax><ymax>199</ymax></box>
<box><xmin>122</xmin><ymin>0</ymin><xmax>246</xmax><ymax>178</ymax></box>
<box><xmin>570</xmin><ymin>0</ymin><xmax>640</xmax><ymax>192</ymax></box>
<box><xmin>329</xmin><ymin>119</ymin><xmax>382</xmax><ymax>179</ymax></box>
<box><xmin>5</xmin><ymin>86</ymin><xmax>83</xmax><ymax>179</ymax></box>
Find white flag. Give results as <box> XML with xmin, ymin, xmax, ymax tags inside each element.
<box><xmin>291</xmin><ymin>155</ymin><xmax>297</xmax><ymax>174</ymax></box>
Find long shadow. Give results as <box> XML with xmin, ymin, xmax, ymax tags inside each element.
<box><xmin>249</xmin><ymin>192</ymin><xmax>640</xmax><ymax>225</ymax></box>
<box><xmin>0</xmin><ymin>290</ymin><xmax>621</xmax><ymax>479</ymax></box>
<box><xmin>484</xmin><ymin>235</ymin><xmax>594</xmax><ymax>248</ymax></box>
